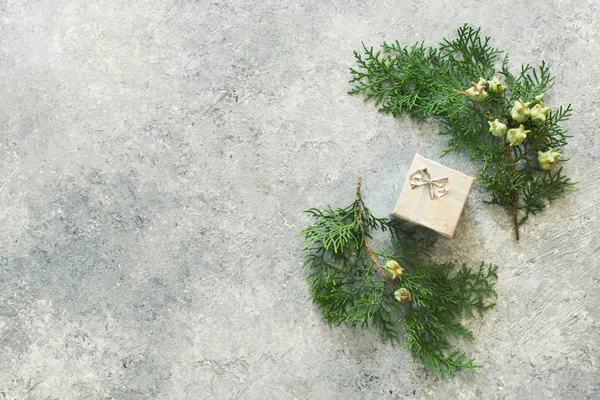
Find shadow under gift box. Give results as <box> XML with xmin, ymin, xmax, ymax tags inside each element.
<box><xmin>393</xmin><ymin>153</ymin><xmax>475</xmax><ymax>238</ymax></box>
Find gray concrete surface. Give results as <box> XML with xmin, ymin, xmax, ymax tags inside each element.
<box><xmin>1</xmin><ymin>0</ymin><xmax>599</xmax><ymax>398</ymax></box>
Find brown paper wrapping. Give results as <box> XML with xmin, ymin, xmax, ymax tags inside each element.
<box><xmin>393</xmin><ymin>154</ymin><xmax>474</xmax><ymax>238</ymax></box>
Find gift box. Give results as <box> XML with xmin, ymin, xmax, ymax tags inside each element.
<box><xmin>392</xmin><ymin>154</ymin><xmax>474</xmax><ymax>238</ymax></box>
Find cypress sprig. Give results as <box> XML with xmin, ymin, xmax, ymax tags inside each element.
<box><xmin>349</xmin><ymin>24</ymin><xmax>575</xmax><ymax>240</ymax></box>
<box><xmin>299</xmin><ymin>178</ymin><xmax>498</xmax><ymax>378</ymax></box>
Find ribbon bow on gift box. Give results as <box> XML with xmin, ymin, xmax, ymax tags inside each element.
<box><xmin>409</xmin><ymin>167</ymin><xmax>449</xmax><ymax>200</ymax></box>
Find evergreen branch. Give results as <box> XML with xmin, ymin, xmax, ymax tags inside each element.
<box><xmin>350</xmin><ymin>24</ymin><xmax>575</xmax><ymax>240</ymax></box>
<box><xmin>300</xmin><ymin>180</ymin><xmax>498</xmax><ymax>378</ymax></box>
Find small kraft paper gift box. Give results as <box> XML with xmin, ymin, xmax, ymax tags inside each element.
<box><xmin>393</xmin><ymin>154</ymin><xmax>474</xmax><ymax>238</ymax></box>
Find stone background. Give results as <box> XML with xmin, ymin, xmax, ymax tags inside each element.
<box><xmin>1</xmin><ymin>0</ymin><xmax>598</xmax><ymax>398</ymax></box>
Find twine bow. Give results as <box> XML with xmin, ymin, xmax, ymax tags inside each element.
<box><xmin>409</xmin><ymin>167</ymin><xmax>449</xmax><ymax>200</ymax></box>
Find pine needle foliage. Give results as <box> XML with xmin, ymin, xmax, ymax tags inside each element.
<box><xmin>300</xmin><ymin>178</ymin><xmax>498</xmax><ymax>378</ymax></box>
<box><xmin>349</xmin><ymin>25</ymin><xmax>575</xmax><ymax>240</ymax></box>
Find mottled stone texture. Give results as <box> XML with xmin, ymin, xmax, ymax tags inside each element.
<box><xmin>0</xmin><ymin>0</ymin><xmax>598</xmax><ymax>399</ymax></box>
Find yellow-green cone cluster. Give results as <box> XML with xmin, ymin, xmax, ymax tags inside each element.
<box><xmin>464</xmin><ymin>78</ymin><xmax>489</xmax><ymax>103</ymax></box>
<box><xmin>511</xmin><ymin>99</ymin><xmax>530</xmax><ymax>123</ymax></box>
<box><xmin>394</xmin><ymin>287</ymin><xmax>411</xmax><ymax>303</ymax></box>
<box><xmin>488</xmin><ymin>119</ymin><xmax>507</xmax><ymax>137</ymax></box>
<box><xmin>529</xmin><ymin>103</ymin><xmax>552</xmax><ymax>125</ymax></box>
<box><xmin>506</xmin><ymin>124</ymin><xmax>530</xmax><ymax>146</ymax></box>
<box><xmin>385</xmin><ymin>260</ymin><xmax>404</xmax><ymax>279</ymax></box>
<box><xmin>463</xmin><ymin>77</ymin><xmax>507</xmax><ymax>102</ymax></box>
<box><xmin>510</xmin><ymin>97</ymin><xmax>551</xmax><ymax>125</ymax></box>
<box><xmin>487</xmin><ymin>76</ymin><xmax>507</xmax><ymax>95</ymax></box>
<box><xmin>468</xmin><ymin>83</ymin><xmax>555</xmax><ymax>150</ymax></box>
<box><xmin>538</xmin><ymin>147</ymin><xmax>561</xmax><ymax>170</ymax></box>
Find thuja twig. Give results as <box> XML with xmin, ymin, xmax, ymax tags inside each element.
<box><xmin>299</xmin><ymin>179</ymin><xmax>499</xmax><ymax>377</ymax></box>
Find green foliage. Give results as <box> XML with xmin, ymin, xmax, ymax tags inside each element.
<box><xmin>299</xmin><ymin>180</ymin><xmax>498</xmax><ymax>378</ymax></box>
<box><xmin>349</xmin><ymin>24</ymin><xmax>575</xmax><ymax>239</ymax></box>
